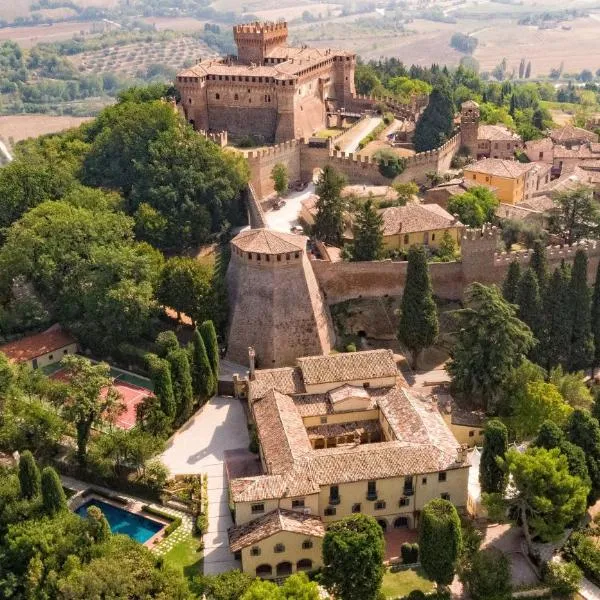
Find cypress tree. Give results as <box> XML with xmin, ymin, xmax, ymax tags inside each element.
<box><xmin>192</xmin><ymin>328</ymin><xmax>215</xmax><ymax>401</ymax></box>
<box><xmin>155</xmin><ymin>330</ymin><xmax>179</xmax><ymax>357</ymax></box>
<box><xmin>534</xmin><ymin>420</ymin><xmax>565</xmax><ymax>450</ymax></box>
<box><xmin>592</xmin><ymin>260</ymin><xmax>600</xmax><ymax>372</ymax></box>
<box><xmin>87</xmin><ymin>505</ymin><xmax>111</xmax><ymax>542</ymax></box>
<box><xmin>525</xmin><ymin>61</ymin><xmax>532</xmax><ymax>78</ymax></box>
<box><xmin>502</xmin><ymin>260</ymin><xmax>521</xmax><ymax>304</ymax></box>
<box><xmin>200</xmin><ymin>320</ymin><xmax>220</xmax><ymax>383</ymax></box>
<box><xmin>313</xmin><ymin>165</ymin><xmax>346</xmax><ymax>246</ymax></box>
<box><xmin>147</xmin><ymin>355</ymin><xmax>176</xmax><ymax>419</ymax></box>
<box><xmin>419</xmin><ymin>499</ymin><xmax>462</xmax><ymax>590</ymax></box>
<box><xmin>41</xmin><ymin>467</ymin><xmax>67</xmax><ymax>515</ymax></box>
<box><xmin>530</xmin><ymin>240</ymin><xmax>548</xmax><ymax>290</ymax></box>
<box><xmin>18</xmin><ymin>450</ymin><xmax>41</xmax><ymax>500</ymax></box>
<box><xmin>168</xmin><ymin>348</ymin><xmax>194</xmax><ymax>423</ymax></box>
<box><xmin>398</xmin><ymin>245</ymin><xmax>439</xmax><ymax>369</ymax></box>
<box><xmin>413</xmin><ymin>85</ymin><xmax>455</xmax><ymax>152</ymax></box>
<box><xmin>569</xmin><ymin>250</ymin><xmax>594</xmax><ymax>371</ymax></box>
<box><xmin>516</xmin><ymin>268</ymin><xmax>543</xmax><ymax>358</ymax></box>
<box><xmin>541</xmin><ymin>267</ymin><xmax>572</xmax><ymax>371</ymax></box>
<box><xmin>351</xmin><ymin>199</ymin><xmax>384</xmax><ymax>261</ymax></box>
<box><xmin>480</xmin><ymin>419</ymin><xmax>508</xmax><ymax>494</ymax></box>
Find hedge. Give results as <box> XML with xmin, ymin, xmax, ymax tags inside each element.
<box><xmin>141</xmin><ymin>504</ymin><xmax>182</xmax><ymax>537</ymax></box>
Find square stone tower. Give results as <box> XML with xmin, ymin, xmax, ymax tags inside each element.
<box><xmin>460</xmin><ymin>100</ymin><xmax>480</xmax><ymax>158</ymax></box>
<box><xmin>233</xmin><ymin>21</ymin><xmax>288</xmax><ymax>65</ymax></box>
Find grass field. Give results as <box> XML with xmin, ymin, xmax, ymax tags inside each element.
<box><xmin>381</xmin><ymin>567</ymin><xmax>436</xmax><ymax>598</ymax></box>
<box><xmin>163</xmin><ymin>535</ymin><xmax>204</xmax><ymax>586</ymax></box>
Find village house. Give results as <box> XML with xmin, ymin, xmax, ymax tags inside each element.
<box><xmin>436</xmin><ymin>391</ymin><xmax>485</xmax><ymax>448</ymax></box>
<box><xmin>423</xmin><ymin>177</ymin><xmax>497</xmax><ymax>210</ymax></box>
<box><xmin>549</xmin><ymin>124</ymin><xmax>599</xmax><ymax>148</ymax></box>
<box><xmin>524</xmin><ymin>137</ymin><xmax>554</xmax><ymax>164</ymax></box>
<box><xmin>0</xmin><ymin>325</ymin><xmax>77</xmax><ymax>369</ymax></box>
<box><xmin>228</xmin><ymin>349</ymin><xmax>470</xmax><ymax>578</ymax></box>
<box><xmin>474</xmin><ymin>124</ymin><xmax>522</xmax><ymax>160</ymax></box>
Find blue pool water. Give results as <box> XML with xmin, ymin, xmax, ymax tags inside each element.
<box><xmin>76</xmin><ymin>499</ymin><xmax>164</xmax><ymax>543</ymax></box>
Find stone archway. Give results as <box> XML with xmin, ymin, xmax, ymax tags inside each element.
<box><xmin>377</xmin><ymin>519</ymin><xmax>388</xmax><ymax>531</ymax></box>
<box><xmin>276</xmin><ymin>561</ymin><xmax>293</xmax><ymax>576</ymax></box>
<box><xmin>256</xmin><ymin>564</ymin><xmax>272</xmax><ymax>578</ymax></box>
<box><xmin>394</xmin><ymin>516</ymin><xmax>410</xmax><ymax>529</ymax></box>
<box><xmin>296</xmin><ymin>558</ymin><xmax>313</xmax><ymax>572</ymax></box>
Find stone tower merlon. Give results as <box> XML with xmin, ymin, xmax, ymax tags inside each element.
<box><xmin>460</xmin><ymin>100</ymin><xmax>480</xmax><ymax>158</ymax></box>
<box><xmin>234</xmin><ymin>21</ymin><xmax>288</xmax><ymax>65</ymax></box>
<box><xmin>226</xmin><ymin>229</ymin><xmax>335</xmax><ymax>368</ymax></box>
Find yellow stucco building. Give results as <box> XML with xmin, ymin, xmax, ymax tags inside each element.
<box><xmin>463</xmin><ymin>158</ymin><xmax>531</xmax><ymax>204</ymax></box>
<box><xmin>228</xmin><ymin>350</ymin><xmax>470</xmax><ymax>579</ymax></box>
<box><xmin>376</xmin><ymin>202</ymin><xmax>463</xmax><ymax>252</ymax></box>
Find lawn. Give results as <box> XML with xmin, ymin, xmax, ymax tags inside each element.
<box><xmin>162</xmin><ymin>535</ymin><xmax>204</xmax><ymax>584</ymax></box>
<box><xmin>381</xmin><ymin>567</ymin><xmax>436</xmax><ymax>598</ymax></box>
<box><xmin>315</xmin><ymin>127</ymin><xmax>345</xmax><ymax>138</ymax></box>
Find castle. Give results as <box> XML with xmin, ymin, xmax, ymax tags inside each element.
<box><xmin>175</xmin><ymin>21</ymin><xmax>356</xmax><ymax>143</ymax></box>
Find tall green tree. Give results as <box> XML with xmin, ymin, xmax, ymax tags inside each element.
<box><xmin>541</xmin><ymin>267</ymin><xmax>572</xmax><ymax>371</ymax></box>
<box><xmin>18</xmin><ymin>450</ymin><xmax>41</xmax><ymax>500</ymax></box>
<box><xmin>168</xmin><ymin>349</ymin><xmax>194</xmax><ymax>424</ymax></box>
<box><xmin>565</xmin><ymin>409</ymin><xmax>600</xmax><ymax>496</ymax></box>
<box><xmin>86</xmin><ymin>505</ymin><xmax>111</xmax><ymax>543</ymax></box>
<box><xmin>271</xmin><ymin>163</ymin><xmax>289</xmax><ymax>197</ymax></box>
<box><xmin>350</xmin><ymin>199</ymin><xmax>384</xmax><ymax>261</ymax></box>
<box><xmin>530</xmin><ymin>240</ymin><xmax>547</xmax><ymax>289</ymax></box>
<box><xmin>146</xmin><ymin>355</ymin><xmax>176</xmax><ymax>420</ymax></box>
<box><xmin>200</xmin><ymin>320</ymin><xmax>220</xmax><ymax>383</ymax></box>
<box><xmin>479</xmin><ymin>419</ymin><xmax>508</xmax><ymax>494</ymax></box>
<box><xmin>157</xmin><ymin>257</ymin><xmax>215</xmax><ymax>326</ymax></box>
<box><xmin>313</xmin><ymin>166</ymin><xmax>346</xmax><ymax>246</ymax></box>
<box><xmin>516</xmin><ymin>268</ymin><xmax>543</xmax><ymax>345</ymax></box>
<box><xmin>448</xmin><ymin>283</ymin><xmax>534</xmax><ymax>410</ymax></box>
<box><xmin>569</xmin><ymin>250</ymin><xmax>594</xmax><ymax>371</ymax></box>
<box><xmin>60</xmin><ymin>356</ymin><xmax>123</xmax><ymax>465</ymax></box>
<box><xmin>447</xmin><ymin>187</ymin><xmax>499</xmax><ymax>227</ymax></box>
<box><xmin>200</xmin><ymin>569</ymin><xmax>254</xmax><ymax>600</ymax></box>
<box><xmin>419</xmin><ymin>499</ymin><xmax>462</xmax><ymax>591</ymax></box>
<box><xmin>502</xmin><ymin>260</ymin><xmax>521</xmax><ymax>304</ymax></box>
<box><xmin>321</xmin><ymin>514</ymin><xmax>385</xmax><ymax>600</ymax></box>
<box><xmin>41</xmin><ymin>467</ymin><xmax>67</xmax><ymax>515</ymax></box>
<box><xmin>551</xmin><ymin>186</ymin><xmax>600</xmax><ymax>244</ymax></box>
<box><xmin>592</xmin><ymin>260</ymin><xmax>600</xmax><ymax>372</ymax></box>
<box><xmin>155</xmin><ymin>330</ymin><xmax>179</xmax><ymax>357</ymax></box>
<box><xmin>192</xmin><ymin>328</ymin><xmax>216</xmax><ymax>401</ymax></box>
<box><xmin>398</xmin><ymin>245</ymin><xmax>439</xmax><ymax>369</ymax></box>
<box><xmin>413</xmin><ymin>85</ymin><xmax>455</xmax><ymax>152</ymax></box>
<box><xmin>485</xmin><ymin>447</ymin><xmax>588</xmax><ymax>553</ymax></box>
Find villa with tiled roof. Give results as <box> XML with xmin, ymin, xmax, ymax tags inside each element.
<box><xmin>228</xmin><ymin>349</ymin><xmax>470</xmax><ymax>579</ymax></box>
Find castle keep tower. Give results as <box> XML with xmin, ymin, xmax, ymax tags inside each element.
<box><xmin>233</xmin><ymin>21</ymin><xmax>288</xmax><ymax>65</ymax></box>
<box><xmin>226</xmin><ymin>229</ymin><xmax>335</xmax><ymax>368</ymax></box>
<box><xmin>460</xmin><ymin>100</ymin><xmax>480</xmax><ymax>157</ymax></box>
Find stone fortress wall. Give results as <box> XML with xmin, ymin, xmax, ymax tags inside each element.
<box><xmin>243</xmin><ymin>130</ymin><xmax>460</xmax><ymax>199</ymax></box>
<box><xmin>312</xmin><ymin>226</ymin><xmax>600</xmax><ymax>304</ymax></box>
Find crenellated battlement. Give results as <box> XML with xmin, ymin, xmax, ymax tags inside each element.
<box><xmin>241</xmin><ymin>138</ymin><xmax>301</xmax><ymax>160</ymax></box>
<box><xmin>494</xmin><ymin>240</ymin><xmax>600</xmax><ymax>266</ymax></box>
<box><xmin>233</xmin><ymin>21</ymin><xmax>288</xmax><ymax>35</ymax></box>
<box><xmin>199</xmin><ymin>129</ymin><xmax>228</xmax><ymax>148</ymax></box>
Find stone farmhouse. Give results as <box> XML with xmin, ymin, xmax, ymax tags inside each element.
<box><xmin>175</xmin><ymin>21</ymin><xmax>356</xmax><ymax>143</ymax></box>
<box><xmin>228</xmin><ymin>349</ymin><xmax>469</xmax><ymax>579</ymax></box>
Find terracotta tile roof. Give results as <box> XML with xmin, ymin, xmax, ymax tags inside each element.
<box><xmin>249</xmin><ymin>367</ymin><xmax>305</xmax><ymax>401</ymax></box>
<box><xmin>541</xmin><ymin>167</ymin><xmax>594</xmax><ymax>194</ymax></box>
<box><xmin>229</xmin><ymin>508</ymin><xmax>325</xmax><ymax>552</ymax></box>
<box><xmin>478</xmin><ymin>124</ymin><xmax>521</xmax><ymax>142</ymax></box>
<box><xmin>496</xmin><ymin>203</ymin><xmax>541</xmax><ymax>221</ymax></box>
<box><xmin>293</xmin><ymin>394</ymin><xmax>334</xmax><ymax>416</ymax></box>
<box><xmin>329</xmin><ymin>384</ymin><xmax>371</xmax><ymax>404</ymax></box>
<box><xmin>380</xmin><ymin>202</ymin><xmax>459</xmax><ymax>236</ymax></box>
<box><xmin>297</xmin><ymin>349</ymin><xmax>397</xmax><ymax>385</ymax></box>
<box><xmin>550</xmin><ymin>125</ymin><xmax>598</xmax><ymax>144</ymax></box>
<box><xmin>436</xmin><ymin>392</ymin><xmax>486</xmax><ymax>427</ymax></box>
<box><xmin>179</xmin><ymin>60</ymin><xmax>279</xmax><ymax>79</ymax></box>
<box><xmin>232</xmin><ymin>229</ymin><xmax>307</xmax><ymax>254</ymax></box>
<box><xmin>253</xmin><ymin>390</ymin><xmax>313</xmax><ymax>473</ymax></box>
<box><xmin>0</xmin><ymin>326</ymin><xmax>76</xmax><ymax>362</ymax></box>
<box><xmin>230</xmin><ymin>471</ymin><xmax>319</xmax><ymax>502</ymax></box>
<box><xmin>306</xmin><ymin>419</ymin><xmax>380</xmax><ymax>440</ymax></box>
<box><xmin>519</xmin><ymin>195</ymin><xmax>557</xmax><ymax>212</ymax></box>
<box><xmin>553</xmin><ymin>144</ymin><xmax>600</xmax><ymax>159</ymax></box>
<box><xmin>525</xmin><ymin>137</ymin><xmax>554</xmax><ymax>154</ymax></box>
<box><xmin>465</xmin><ymin>158</ymin><xmax>531</xmax><ymax>178</ymax></box>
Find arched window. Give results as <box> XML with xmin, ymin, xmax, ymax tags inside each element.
<box><xmin>276</xmin><ymin>562</ymin><xmax>293</xmax><ymax>576</ymax></box>
<box><xmin>394</xmin><ymin>516</ymin><xmax>409</xmax><ymax>528</ymax></box>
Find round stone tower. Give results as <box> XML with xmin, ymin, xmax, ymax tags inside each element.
<box><xmin>226</xmin><ymin>229</ymin><xmax>335</xmax><ymax>368</ymax></box>
<box><xmin>460</xmin><ymin>100</ymin><xmax>480</xmax><ymax>158</ymax></box>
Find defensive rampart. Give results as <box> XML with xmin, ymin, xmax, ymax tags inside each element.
<box><xmin>312</xmin><ymin>226</ymin><xmax>600</xmax><ymax>304</ymax></box>
<box><xmin>243</xmin><ymin>132</ymin><xmax>461</xmax><ymax>199</ymax></box>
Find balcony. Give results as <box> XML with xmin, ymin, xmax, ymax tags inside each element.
<box><xmin>329</xmin><ymin>496</ymin><xmax>341</xmax><ymax>505</ymax></box>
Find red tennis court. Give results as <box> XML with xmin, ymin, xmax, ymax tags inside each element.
<box><xmin>52</xmin><ymin>368</ymin><xmax>154</xmax><ymax>430</ymax></box>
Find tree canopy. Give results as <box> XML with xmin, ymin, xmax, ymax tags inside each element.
<box><xmin>413</xmin><ymin>85</ymin><xmax>455</xmax><ymax>152</ymax></box>
<box><xmin>313</xmin><ymin>166</ymin><xmax>346</xmax><ymax>246</ymax></box>
<box><xmin>447</xmin><ymin>187</ymin><xmax>499</xmax><ymax>227</ymax></box>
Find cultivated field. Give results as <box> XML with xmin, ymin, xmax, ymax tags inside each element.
<box><xmin>0</xmin><ymin>0</ymin><xmax>119</xmax><ymax>21</ymax></box>
<box><xmin>0</xmin><ymin>21</ymin><xmax>97</xmax><ymax>48</ymax></box>
<box><xmin>74</xmin><ymin>37</ymin><xmax>217</xmax><ymax>76</ymax></box>
<box><xmin>0</xmin><ymin>115</ymin><xmax>93</xmax><ymax>146</ymax></box>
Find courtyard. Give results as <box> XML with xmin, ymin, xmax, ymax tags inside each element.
<box><xmin>160</xmin><ymin>395</ymin><xmax>250</xmax><ymax>575</ymax></box>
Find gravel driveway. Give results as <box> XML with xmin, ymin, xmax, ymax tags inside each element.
<box><xmin>160</xmin><ymin>396</ymin><xmax>250</xmax><ymax>574</ymax></box>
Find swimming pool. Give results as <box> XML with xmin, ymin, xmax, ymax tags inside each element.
<box><xmin>76</xmin><ymin>499</ymin><xmax>164</xmax><ymax>544</ymax></box>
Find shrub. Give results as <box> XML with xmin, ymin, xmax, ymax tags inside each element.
<box><xmin>374</xmin><ymin>149</ymin><xmax>407</xmax><ymax>178</ymax></box>
<box><xmin>404</xmin><ymin>591</ymin><xmax>426</xmax><ymax>600</ymax></box>
<box><xmin>164</xmin><ymin>516</ymin><xmax>182</xmax><ymax>536</ymax></box>
<box><xmin>141</xmin><ymin>505</ymin><xmax>181</xmax><ymax>536</ymax></box>
<box><xmin>401</xmin><ymin>542</ymin><xmax>419</xmax><ymax>564</ymax></box>
<box><xmin>565</xmin><ymin>531</ymin><xmax>600</xmax><ymax>583</ymax></box>
<box><xmin>462</xmin><ymin>548</ymin><xmax>511</xmax><ymax>600</ymax></box>
<box><xmin>543</xmin><ymin>560</ymin><xmax>582</xmax><ymax>596</ymax></box>
<box><xmin>345</xmin><ymin>343</ymin><xmax>357</xmax><ymax>352</ymax></box>
<box><xmin>248</xmin><ymin>424</ymin><xmax>259</xmax><ymax>454</ymax></box>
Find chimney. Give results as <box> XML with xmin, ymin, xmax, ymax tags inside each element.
<box><xmin>248</xmin><ymin>347</ymin><xmax>256</xmax><ymax>381</ymax></box>
<box><xmin>456</xmin><ymin>445</ymin><xmax>468</xmax><ymax>464</ymax></box>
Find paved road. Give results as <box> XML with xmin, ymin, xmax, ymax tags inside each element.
<box><xmin>264</xmin><ymin>183</ymin><xmax>316</xmax><ymax>233</ymax></box>
<box><xmin>338</xmin><ymin>116</ymin><xmax>382</xmax><ymax>153</ymax></box>
<box><xmin>160</xmin><ymin>396</ymin><xmax>250</xmax><ymax>575</ymax></box>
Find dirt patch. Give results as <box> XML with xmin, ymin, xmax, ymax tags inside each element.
<box><xmin>0</xmin><ymin>114</ymin><xmax>93</xmax><ymax>145</ymax></box>
<box><xmin>360</xmin><ymin>140</ymin><xmax>416</xmax><ymax>159</ymax></box>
